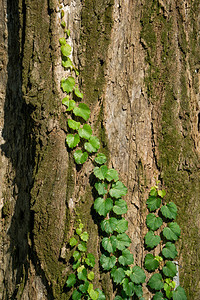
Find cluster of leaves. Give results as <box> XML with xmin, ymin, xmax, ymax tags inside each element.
<box><xmin>59</xmin><ymin>33</ymin><xmax>100</xmax><ymax>165</ymax></box>
<box><xmin>93</xmin><ymin>156</ymin><xmax>146</xmax><ymax>299</ymax></box>
<box><xmin>144</xmin><ymin>184</ymin><xmax>187</xmax><ymax>300</ymax></box>
<box><xmin>66</xmin><ymin>219</ymin><xmax>105</xmax><ymax>300</ymax></box>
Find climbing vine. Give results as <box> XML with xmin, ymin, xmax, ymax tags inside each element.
<box><xmin>58</xmin><ymin>9</ymin><xmax>187</xmax><ymax>300</ymax></box>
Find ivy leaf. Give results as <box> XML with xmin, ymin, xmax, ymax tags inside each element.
<box><xmin>161</xmin><ymin>202</ymin><xmax>177</xmax><ymax>220</ymax></box>
<box><xmin>100</xmin><ymin>254</ymin><xmax>116</xmax><ymax>270</ymax></box>
<box><xmin>73</xmin><ymin>251</ymin><xmax>81</xmax><ymax>261</ymax></box>
<box><xmin>80</xmin><ymin>231</ymin><xmax>89</xmax><ymax>242</ymax></box>
<box><xmin>72</xmin><ymin>290</ymin><xmax>82</xmax><ymax>300</ymax></box>
<box><xmin>88</xmin><ymin>283</ymin><xmax>99</xmax><ymax>300</ymax></box>
<box><xmin>96</xmin><ymin>289</ymin><xmax>106</xmax><ymax>300</ymax></box>
<box><xmin>69</xmin><ymin>237</ymin><xmax>78</xmax><ymax>247</ymax></box>
<box><xmin>73</xmin><ymin>103</ymin><xmax>91</xmax><ymax>121</ymax></box>
<box><xmin>163</xmin><ymin>222</ymin><xmax>181</xmax><ymax>241</ymax></box>
<box><xmin>59</xmin><ymin>37</ymin><xmax>66</xmax><ymax>45</ymax></box>
<box><xmin>146</xmin><ymin>213</ymin><xmax>163</xmax><ymax>231</ymax></box>
<box><xmin>133</xmin><ymin>285</ymin><xmax>143</xmax><ymax>298</ymax></box>
<box><xmin>100</xmin><ymin>217</ymin><xmax>118</xmax><ymax>234</ymax></box>
<box><xmin>118</xmin><ymin>249</ymin><xmax>134</xmax><ymax>266</ymax></box>
<box><xmin>95</xmin><ymin>153</ymin><xmax>107</xmax><ymax>165</ymax></box>
<box><xmin>78</xmin><ymin>241</ymin><xmax>87</xmax><ymax>252</ymax></box>
<box><xmin>79</xmin><ymin>280</ymin><xmax>89</xmax><ymax>293</ymax></box>
<box><xmin>94</xmin><ymin>197</ymin><xmax>113</xmax><ymax>217</ymax></box>
<box><xmin>111</xmin><ymin>266</ymin><xmax>126</xmax><ymax>284</ymax></box>
<box><xmin>61</xmin><ymin>76</ymin><xmax>75</xmax><ymax>93</ymax></box>
<box><xmin>109</xmin><ymin>181</ymin><xmax>128</xmax><ymax>198</ymax></box>
<box><xmin>73</xmin><ymin>259</ymin><xmax>81</xmax><ymax>270</ymax></box>
<box><xmin>105</xmin><ymin>169</ymin><xmax>119</xmax><ymax>182</ymax></box>
<box><xmin>74</xmin><ymin>150</ymin><xmax>88</xmax><ymax>164</ymax></box>
<box><xmin>158</xmin><ymin>189</ymin><xmax>166</xmax><ymax>198</ymax></box>
<box><xmin>164</xmin><ymin>282</ymin><xmax>173</xmax><ymax>299</ymax></box>
<box><xmin>88</xmin><ymin>271</ymin><xmax>94</xmax><ymax>281</ymax></box>
<box><xmin>66</xmin><ymin>134</ymin><xmax>80</xmax><ymax>148</ymax></box>
<box><xmin>123</xmin><ymin>278</ymin><xmax>135</xmax><ymax>297</ymax></box>
<box><xmin>62</xmin><ymin>98</ymin><xmax>76</xmax><ymax>111</ymax></box>
<box><xmin>78</xmin><ymin>124</ymin><xmax>92</xmax><ymax>139</ymax></box>
<box><xmin>113</xmin><ymin>199</ymin><xmax>128</xmax><ymax>215</ymax></box>
<box><xmin>146</xmin><ymin>196</ymin><xmax>161</xmax><ymax>211</ymax></box>
<box><xmin>68</xmin><ymin>119</ymin><xmax>80</xmax><ymax>130</ymax></box>
<box><xmin>153</xmin><ymin>292</ymin><xmax>166</xmax><ymax>300</ymax></box>
<box><xmin>95</xmin><ymin>182</ymin><xmax>108</xmax><ymax>195</ymax></box>
<box><xmin>84</xmin><ymin>136</ymin><xmax>100</xmax><ymax>153</ymax></box>
<box><xmin>77</xmin><ymin>267</ymin><xmax>87</xmax><ymax>281</ymax></box>
<box><xmin>115</xmin><ymin>218</ymin><xmax>128</xmax><ymax>233</ymax></box>
<box><xmin>148</xmin><ymin>273</ymin><xmax>164</xmax><ymax>291</ymax></box>
<box><xmin>172</xmin><ymin>286</ymin><xmax>187</xmax><ymax>300</ymax></box>
<box><xmin>162</xmin><ymin>242</ymin><xmax>178</xmax><ymax>259</ymax></box>
<box><xmin>66</xmin><ymin>273</ymin><xmax>76</xmax><ymax>287</ymax></box>
<box><xmin>162</xmin><ymin>261</ymin><xmax>177</xmax><ymax>278</ymax></box>
<box><xmin>130</xmin><ymin>266</ymin><xmax>146</xmax><ymax>284</ymax></box>
<box><xmin>61</xmin><ymin>44</ymin><xmax>72</xmax><ymax>57</ymax></box>
<box><xmin>85</xmin><ymin>253</ymin><xmax>95</xmax><ymax>268</ymax></box>
<box><xmin>145</xmin><ymin>231</ymin><xmax>161</xmax><ymax>249</ymax></box>
<box><xmin>144</xmin><ymin>253</ymin><xmax>159</xmax><ymax>271</ymax></box>
<box><xmin>93</xmin><ymin>165</ymin><xmax>108</xmax><ymax>180</ymax></box>
<box><xmin>150</xmin><ymin>187</ymin><xmax>158</xmax><ymax>196</ymax></box>
<box><xmin>102</xmin><ymin>236</ymin><xmax>118</xmax><ymax>253</ymax></box>
<box><xmin>74</xmin><ymin>86</ymin><xmax>83</xmax><ymax>98</ymax></box>
<box><xmin>116</xmin><ymin>233</ymin><xmax>131</xmax><ymax>250</ymax></box>
<box><xmin>62</xmin><ymin>57</ymin><xmax>73</xmax><ymax>69</ymax></box>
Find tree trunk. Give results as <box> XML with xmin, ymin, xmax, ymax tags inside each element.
<box><xmin>0</xmin><ymin>0</ymin><xmax>199</xmax><ymax>299</ymax></box>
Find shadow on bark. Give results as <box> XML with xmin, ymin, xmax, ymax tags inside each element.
<box><xmin>1</xmin><ymin>1</ymin><xmax>53</xmax><ymax>298</ymax></box>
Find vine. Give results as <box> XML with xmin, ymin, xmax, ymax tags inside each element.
<box><xmin>58</xmin><ymin>9</ymin><xmax>187</xmax><ymax>300</ymax></box>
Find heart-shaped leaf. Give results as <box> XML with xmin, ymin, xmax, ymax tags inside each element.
<box><xmin>72</xmin><ymin>290</ymin><xmax>82</xmax><ymax>300</ymax></box>
<box><xmin>66</xmin><ymin>273</ymin><xmax>76</xmax><ymax>287</ymax></box>
<box><xmin>68</xmin><ymin>119</ymin><xmax>80</xmax><ymax>130</ymax></box>
<box><xmin>109</xmin><ymin>181</ymin><xmax>128</xmax><ymax>198</ymax></box>
<box><xmin>111</xmin><ymin>266</ymin><xmax>125</xmax><ymax>284</ymax></box>
<box><xmin>74</xmin><ymin>86</ymin><xmax>83</xmax><ymax>98</ymax></box>
<box><xmin>78</xmin><ymin>124</ymin><xmax>92</xmax><ymax>139</ymax></box>
<box><xmin>102</xmin><ymin>236</ymin><xmax>118</xmax><ymax>253</ymax></box>
<box><xmin>105</xmin><ymin>169</ymin><xmax>119</xmax><ymax>182</ymax></box>
<box><xmin>172</xmin><ymin>286</ymin><xmax>187</xmax><ymax>300</ymax></box>
<box><xmin>145</xmin><ymin>231</ymin><xmax>161</xmax><ymax>249</ymax></box>
<box><xmin>61</xmin><ymin>44</ymin><xmax>72</xmax><ymax>57</ymax></box>
<box><xmin>74</xmin><ymin>150</ymin><xmax>88</xmax><ymax>164</ymax></box>
<box><xmin>85</xmin><ymin>253</ymin><xmax>95</xmax><ymax>268</ymax></box>
<box><xmin>146</xmin><ymin>196</ymin><xmax>161</xmax><ymax>211</ymax></box>
<box><xmin>113</xmin><ymin>199</ymin><xmax>128</xmax><ymax>215</ymax></box>
<box><xmin>73</xmin><ymin>251</ymin><xmax>81</xmax><ymax>261</ymax></box>
<box><xmin>162</xmin><ymin>242</ymin><xmax>178</xmax><ymax>259</ymax></box>
<box><xmin>148</xmin><ymin>273</ymin><xmax>164</xmax><ymax>291</ymax></box>
<box><xmin>93</xmin><ymin>165</ymin><xmax>108</xmax><ymax>180</ymax></box>
<box><xmin>73</xmin><ymin>103</ymin><xmax>91</xmax><ymax>121</ymax></box>
<box><xmin>144</xmin><ymin>253</ymin><xmax>159</xmax><ymax>271</ymax></box>
<box><xmin>100</xmin><ymin>254</ymin><xmax>116</xmax><ymax>270</ymax></box>
<box><xmin>66</xmin><ymin>134</ymin><xmax>80</xmax><ymax>148</ymax></box>
<box><xmin>62</xmin><ymin>98</ymin><xmax>76</xmax><ymax>111</ymax></box>
<box><xmin>80</xmin><ymin>231</ymin><xmax>89</xmax><ymax>242</ymax></box>
<box><xmin>95</xmin><ymin>182</ymin><xmax>108</xmax><ymax>195</ymax></box>
<box><xmin>123</xmin><ymin>278</ymin><xmax>135</xmax><ymax>297</ymax></box>
<box><xmin>115</xmin><ymin>218</ymin><xmax>128</xmax><ymax>233</ymax></box>
<box><xmin>94</xmin><ymin>197</ymin><xmax>113</xmax><ymax>217</ymax></box>
<box><xmin>84</xmin><ymin>136</ymin><xmax>100</xmax><ymax>153</ymax></box>
<box><xmin>100</xmin><ymin>217</ymin><xmax>118</xmax><ymax>234</ymax></box>
<box><xmin>95</xmin><ymin>153</ymin><xmax>107</xmax><ymax>165</ymax></box>
<box><xmin>79</xmin><ymin>280</ymin><xmax>89</xmax><ymax>293</ymax></box>
<box><xmin>59</xmin><ymin>37</ymin><xmax>66</xmax><ymax>45</ymax></box>
<box><xmin>69</xmin><ymin>237</ymin><xmax>78</xmax><ymax>247</ymax></box>
<box><xmin>146</xmin><ymin>213</ymin><xmax>163</xmax><ymax>231</ymax></box>
<box><xmin>62</xmin><ymin>57</ymin><xmax>73</xmax><ymax>69</ymax></box>
<box><xmin>130</xmin><ymin>266</ymin><xmax>146</xmax><ymax>284</ymax></box>
<box><xmin>163</xmin><ymin>222</ymin><xmax>181</xmax><ymax>241</ymax></box>
<box><xmin>153</xmin><ymin>292</ymin><xmax>166</xmax><ymax>300</ymax></box>
<box><xmin>162</xmin><ymin>261</ymin><xmax>177</xmax><ymax>278</ymax></box>
<box><xmin>116</xmin><ymin>233</ymin><xmax>131</xmax><ymax>250</ymax></box>
<box><xmin>161</xmin><ymin>202</ymin><xmax>177</xmax><ymax>220</ymax></box>
<box><xmin>61</xmin><ymin>76</ymin><xmax>75</xmax><ymax>93</ymax></box>
<box><xmin>78</xmin><ymin>241</ymin><xmax>87</xmax><ymax>252</ymax></box>
<box><xmin>118</xmin><ymin>249</ymin><xmax>134</xmax><ymax>266</ymax></box>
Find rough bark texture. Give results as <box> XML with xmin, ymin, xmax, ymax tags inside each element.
<box><xmin>0</xmin><ymin>0</ymin><xmax>199</xmax><ymax>299</ymax></box>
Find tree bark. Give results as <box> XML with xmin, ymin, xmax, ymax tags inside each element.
<box><xmin>0</xmin><ymin>0</ymin><xmax>199</xmax><ymax>299</ymax></box>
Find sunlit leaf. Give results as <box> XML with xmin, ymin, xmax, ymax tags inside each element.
<box><xmin>130</xmin><ymin>266</ymin><xmax>146</xmax><ymax>284</ymax></box>
<box><xmin>145</xmin><ymin>231</ymin><xmax>161</xmax><ymax>249</ymax></box>
<box><xmin>163</xmin><ymin>222</ymin><xmax>181</xmax><ymax>241</ymax></box>
<box><xmin>113</xmin><ymin>199</ymin><xmax>128</xmax><ymax>215</ymax></box>
<box><xmin>146</xmin><ymin>213</ymin><xmax>163</xmax><ymax>231</ymax></box>
<box><xmin>95</xmin><ymin>153</ymin><xmax>107</xmax><ymax>165</ymax></box>
<box><xmin>84</xmin><ymin>136</ymin><xmax>100</xmax><ymax>153</ymax></box>
<box><xmin>74</xmin><ymin>150</ymin><xmax>88</xmax><ymax>164</ymax></box>
<box><xmin>109</xmin><ymin>181</ymin><xmax>128</xmax><ymax>198</ymax></box>
<box><xmin>66</xmin><ymin>134</ymin><xmax>80</xmax><ymax>148</ymax></box>
<box><xmin>100</xmin><ymin>254</ymin><xmax>116</xmax><ymax>270</ymax></box>
<box><xmin>111</xmin><ymin>266</ymin><xmax>125</xmax><ymax>284</ymax></box>
<box><xmin>94</xmin><ymin>197</ymin><xmax>113</xmax><ymax>217</ymax></box>
<box><xmin>162</xmin><ymin>261</ymin><xmax>177</xmax><ymax>278</ymax></box>
<box><xmin>162</xmin><ymin>242</ymin><xmax>178</xmax><ymax>259</ymax></box>
<box><xmin>73</xmin><ymin>103</ymin><xmax>91</xmax><ymax>121</ymax></box>
<box><xmin>66</xmin><ymin>273</ymin><xmax>76</xmax><ymax>287</ymax></box>
<box><xmin>146</xmin><ymin>196</ymin><xmax>161</xmax><ymax>211</ymax></box>
<box><xmin>78</xmin><ymin>124</ymin><xmax>92</xmax><ymax>139</ymax></box>
<box><xmin>61</xmin><ymin>76</ymin><xmax>75</xmax><ymax>93</ymax></box>
<box><xmin>118</xmin><ymin>249</ymin><xmax>134</xmax><ymax>266</ymax></box>
<box><xmin>161</xmin><ymin>202</ymin><xmax>177</xmax><ymax>220</ymax></box>
<box><xmin>68</xmin><ymin>119</ymin><xmax>80</xmax><ymax>130</ymax></box>
<box><xmin>61</xmin><ymin>44</ymin><xmax>71</xmax><ymax>57</ymax></box>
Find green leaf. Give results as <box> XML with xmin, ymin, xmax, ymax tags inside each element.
<box><xmin>100</xmin><ymin>254</ymin><xmax>116</xmax><ymax>270</ymax></box>
<box><xmin>88</xmin><ymin>271</ymin><xmax>94</xmax><ymax>281</ymax></box>
<box><xmin>79</xmin><ymin>280</ymin><xmax>89</xmax><ymax>293</ymax></box>
<box><xmin>115</xmin><ymin>218</ymin><xmax>128</xmax><ymax>233</ymax></box>
<box><xmin>76</xmin><ymin>227</ymin><xmax>82</xmax><ymax>235</ymax></box>
<box><xmin>153</xmin><ymin>292</ymin><xmax>166</xmax><ymax>300</ymax></box>
<box><xmin>158</xmin><ymin>189</ymin><xmax>166</xmax><ymax>198</ymax></box>
<box><xmin>84</xmin><ymin>136</ymin><xmax>100</xmax><ymax>153</ymax></box>
<box><xmin>59</xmin><ymin>37</ymin><xmax>66</xmax><ymax>46</ymax></box>
<box><xmin>105</xmin><ymin>169</ymin><xmax>119</xmax><ymax>182</ymax></box>
<box><xmin>88</xmin><ymin>283</ymin><xmax>99</xmax><ymax>300</ymax></box>
<box><xmin>73</xmin><ymin>251</ymin><xmax>81</xmax><ymax>261</ymax></box>
<box><xmin>118</xmin><ymin>249</ymin><xmax>134</xmax><ymax>266</ymax></box>
<box><xmin>78</xmin><ymin>241</ymin><xmax>87</xmax><ymax>252</ymax></box>
<box><xmin>113</xmin><ymin>199</ymin><xmax>128</xmax><ymax>215</ymax></box>
<box><xmin>100</xmin><ymin>217</ymin><xmax>118</xmax><ymax>234</ymax></box>
<box><xmin>68</xmin><ymin>119</ymin><xmax>80</xmax><ymax>130</ymax></box>
<box><xmin>161</xmin><ymin>202</ymin><xmax>177</xmax><ymax>220</ymax></box>
<box><xmin>62</xmin><ymin>57</ymin><xmax>73</xmax><ymax>69</ymax></box>
<box><xmin>123</xmin><ymin>278</ymin><xmax>135</xmax><ymax>297</ymax></box>
<box><xmin>130</xmin><ymin>266</ymin><xmax>146</xmax><ymax>284</ymax></box>
<box><xmin>109</xmin><ymin>181</ymin><xmax>128</xmax><ymax>198</ymax></box>
<box><xmin>94</xmin><ymin>197</ymin><xmax>113</xmax><ymax>217</ymax></box>
<box><xmin>61</xmin><ymin>20</ymin><xmax>66</xmax><ymax>28</ymax></box>
<box><xmin>74</xmin><ymin>86</ymin><xmax>83</xmax><ymax>98</ymax></box>
<box><xmin>85</xmin><ymin>253</ymin><xmax>95</xmax><ymax>268</ymax></box>
<box><xmin>116</xmin><ymin>233</ymin><xmax>131</xmax><ymax>250</ymax></box>
<box><xmin>111</xmin><ymin>266</ymin><xmax>125</xmax><ymax>284</ymax></box>
<box><xmin>163</xmin><ymin>222</ymin><xmax>181</xmax><ymax>241</ymax></box>
<box><xmin>77</xmin><ymin>267</ymin><xmax>87</xmax><ymax>281</ymax></box>
<box><xmin>61</xmin><ymin>76</ymin><xmax>75</xmax><ymax>93</ymax></box>
<box><xmin>95</xmin><ymin>182</ymin><xmax>108</xmax><ymax>196</ymax></box>
<box><xmin>95</xmin><ymin>153</ymin><xmax>107</xmax><ymax>165</ymax></box>
<box><xmin>146</xmin><ymin>213</ymin><xmax>163</xmax><ymax>231</ymax></box>
<box><xmin>146</xmin><ymin>196</ymin><xmax>161</xmax><ymax>211</ymax></box>
<box><xmin>172</xmin><ymin>286</ymin><xmax>187</xmax><ymax>300</ymax></box>
<box><xmin>73</xmin><ymin>259</ymin><xmax>81</xmax><ymax>270</ymax></box>
<box><xmin>102</xmin><ymin>236</ymin><xmax>118</xmax><ymax>253</ymax></box>
<box><xmin>133</xmin><ymin>285</ymin><xmax>143</xmax><ymax>298</ymax></box>
<box><xmin>80</xmin><ymin>231</ymin><xmax>89</xmax><ymax>242</ymax></box>
<box><xmin>163</xmin><ymin>261</ymin><xmax>177</xmax><ymax>278</ymax></box>
<box><xmin>145</xmin><ymin>231</ymin><xmax>161</xmax><ymax>249</ymax></box>
<box><xmin>144</xmin><ymin>253</ymin><xmax>159</xmax><ymax>271</ymax></box>
<box><xmin>96</xmin><ymin>289</ymin><xmax>106</xmax><ymax>300</ymax></box>
<box><xmin>74</xmin><ymin>150</ymin><xmax>88</xmax><ymax>164</ymax></box>
<box><xmin>162</xmin><ymin>242</ymin><xmax>178</xmax><ymax>259</ymax></box>
<box><xmin>73</xmin><ymin>103</ymin><xmax>91</xmax><ymax>121</ymax></box>
<box><xmin>62</xmin><ymin>98</ymin><xmax>76</xmax><ymax>111</ymax></box>
<box><xmin>78</xmin><ymin>124</ymin><xmax>92</xmax><ymax>139</ymax></box>
<box><xmin>66</xmin><ymin>134</ymin><xmax>80</xmax><ymax>148</ymax></box>
<box><xmin>61</xmin><ymin>44</ymin><xmax>71</xmax><ymax>57</ymax></box>
<box><xmin>72</xmin><ymin>290</ymin><xmax>82</xmax><ymax>300</ymax></box>
<box><xmin>114</xmin><ymin>296</ymin><xmax>123</xmax><ymax>300</ymax></box>
<box><xmin>66</xmin><ymin>273</ymin><xmax>76</xmax><ymax>287</ymax></box>
<box><xmin>69</xmin><ymin>237</ymin><xmax>78</xmax><ymax>247</ymax></box>
<box><xmin>164</xmin><ymin>282</ymin><xmax>173</xmax><ymax>299</ymax></box>
<box><xmin>93</xmin><ymin>165</ymin><xmax>108</xmax><ymax>180</ymax></box>
<box><xmin>150</xmin><ymin>187</ymin><xmax>158</xmax><ymax>196</ymax></box>
<box><xmin>65</xmin><ymin>29</ymin><xmax>70</xmax><ymax>37</ymax></box>
<box><xmin>148</xmin><ymin>273</ymin><xmax>164</xmax><ymax>291</ymax></box>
